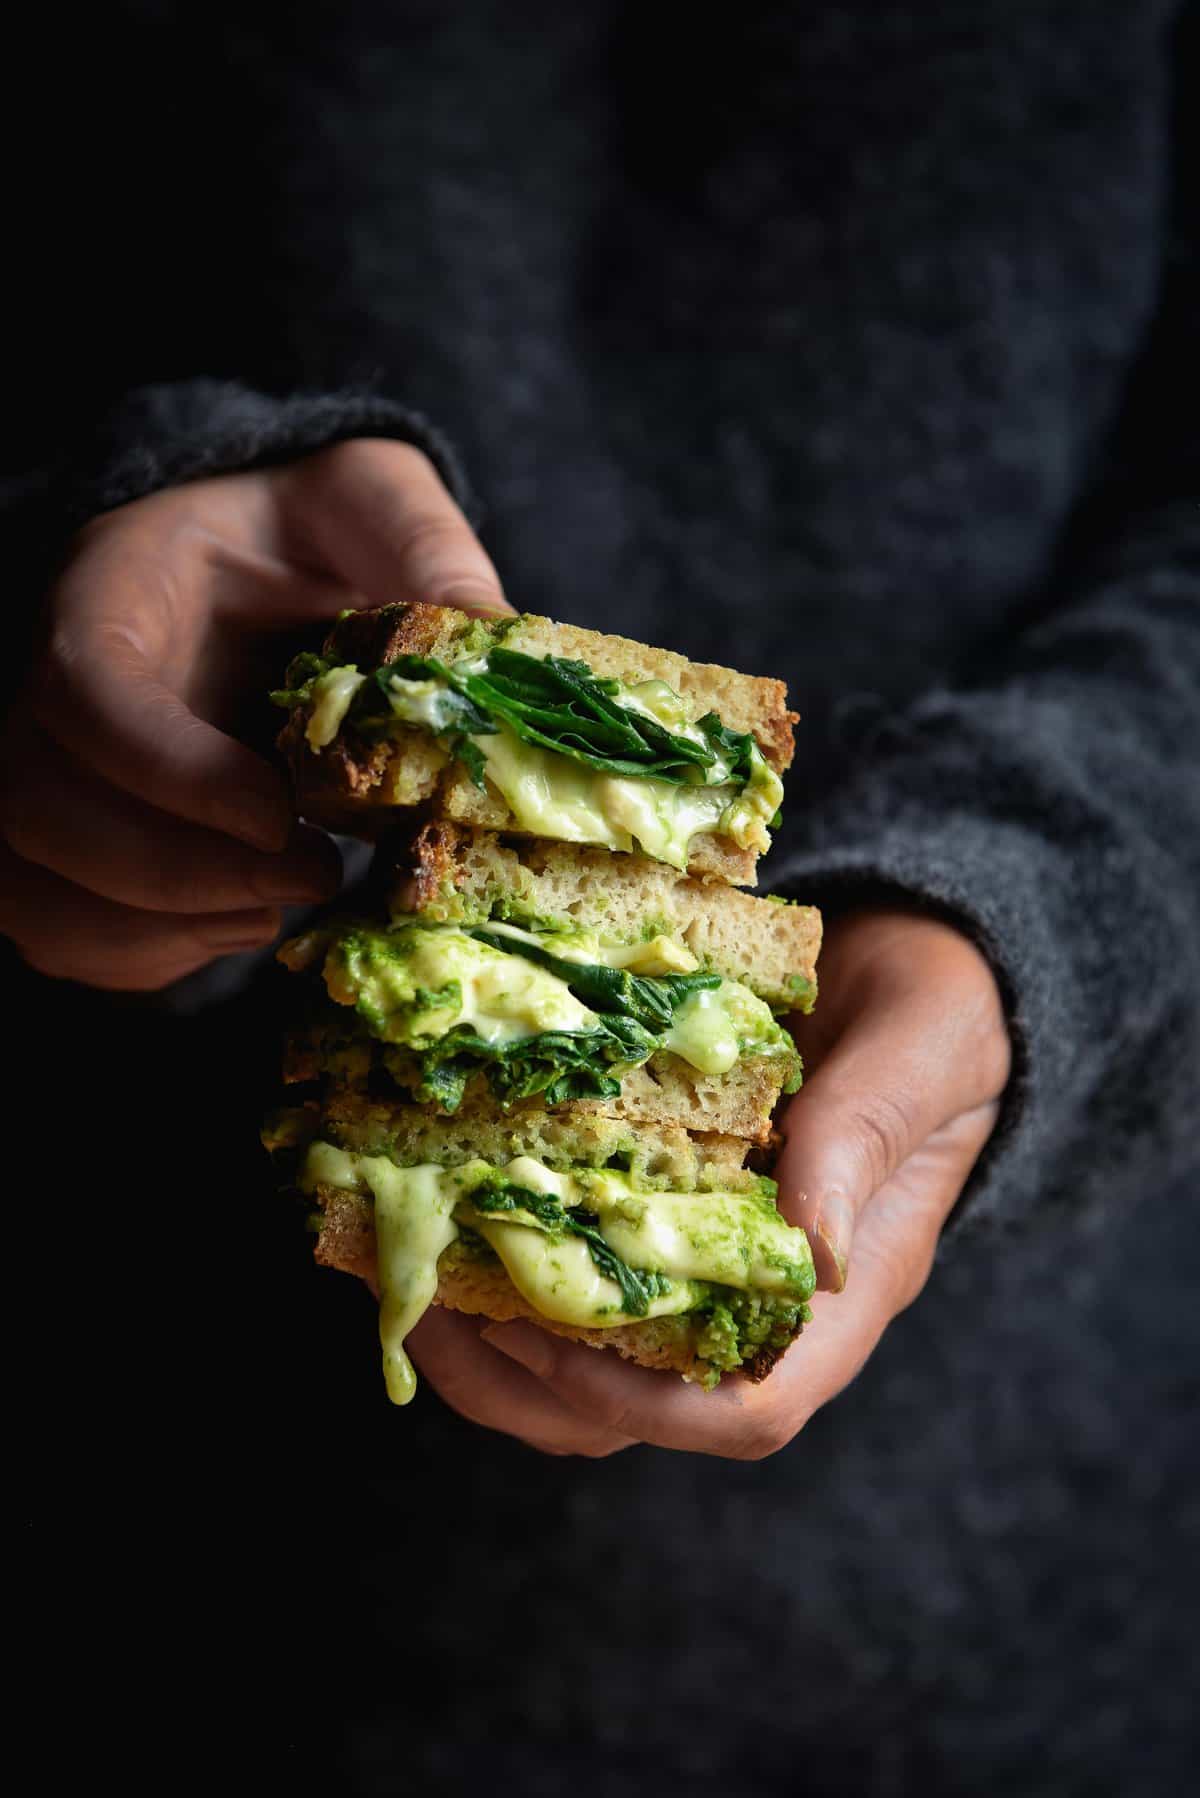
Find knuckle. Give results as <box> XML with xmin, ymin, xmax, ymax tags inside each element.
<box><xmin>584</xmin><ymin>1390</ymin><xmax>638</xmax><ymax>1438</ymax></box>
<box><xmin>323</xmin><ymin>437</ymin><xmax>377</xmax><ymax>487</ymax></box>
<box><xmin>144</xmin><ymin>864</ymin><xmax>223</xmax><ymax>915</ymax></box>
<box><xmin>397</xmin><ymin>510</ymin><xmax>465</xmax><ymax>563</ymax></box>
<box><xmin>851</xmin><ymin>1089</ymin><xmax>913</xmax><ymax>1189</ymax></box>
<box><xmin>737</xmin><ymin>1421</ymin><xmax>791</xmax><ymax>1463</ymax></box>
<box><xmin>322</xmin><ymin>436</ymin><xmax>433</xmax><ymax>490</ymax></box>
<box><xmin>893</xmin><ymin>1241</ymin><xmax>939</xmax><ymax>1314</ymax></box>
<box><xmin>13</xmin><ymin>941</ymin><xmax>59</xmax><ymax>980</ymax></box>
<box><xmin>575</xmin><ymin>1438</ymin><xmax>630</xmax><ymax>1460</ymax></box>
<box><xmin>732</xmin><ymin>1395</ymin><xmax>800</xmax><ymax>1462</ymax></box>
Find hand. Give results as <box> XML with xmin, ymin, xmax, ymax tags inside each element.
<box><xmin>408</xmin><ymin>909</ymin><xmax>1012</xmax><ymax>1457</ymax></box>
<box><xmin>0</xmin><ymin>439</ymin><xmax>510</xmax><ymax>989</ymax></box>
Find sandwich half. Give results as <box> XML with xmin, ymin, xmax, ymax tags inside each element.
<box><xmin>272</xmin><ymin>603</ymin><xmax>796</xmax><ymax>882</ymax></box>
<box><xmin>264</xmin><ymin>1092</ymin><xmax>817</xmax><ymax>1401</ymax></box>
<box><xmin>266</xmin><ymin>604</ymin><xmax>820</xmax><ymax>1406</ymax></box>
<box><xmin>277</xmin><ymin>823</ymin><xmax>821</xmax><ymax>1143</ymax></box>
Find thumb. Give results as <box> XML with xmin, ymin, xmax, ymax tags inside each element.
<box><xmin>776</xmin><ymin>1013</ymin><xmax>955</xmax><ymax>1292</ymax></box>
<box><xmin>775</xmin><ymin>922</ymin><xmax>1010</xmax><ymax>1291</ymax></box>
<box><xmin>282</xmin><ymin>437</ymin><xmax>513</xmax><ymax>618</ymax></box>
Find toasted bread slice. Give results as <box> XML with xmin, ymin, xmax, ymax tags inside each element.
<box><xmin>277</xmin><ymin>603</ymin><xmax>796</xmax><ymax>881</ymax></box>
<box><xmin>390</xmin><ymin>821</ymin><xmax>821</xmax><ymax>1012</ymax></box>
<box><xmin>309</xmin><ymin>1086</ymin><xmax>759</xmax><ymax>1188</ymax></box>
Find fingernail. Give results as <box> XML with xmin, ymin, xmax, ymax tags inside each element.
<box><xmin>202</xmin><ymin>909</ymin><xmax>281</xmax><ymax>951</ymax></box>
<box><xmin>482</xmin><ymin>1321</ymin><xmax>557</xmax><ymax>1378</ymax></box>
<box><xmin>814</xmin><ymin>1194</ymin><xmax>853</xmax><ymax>1292</ymax></box>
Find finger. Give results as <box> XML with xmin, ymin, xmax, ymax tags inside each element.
<box><xmin>779</xmin><ymin>943</ymin><xmax>1009</xmax><ymax>1291</ymax></box>
<box><xmin>29</xmin><ymin>615</ymin><xmax>293</xmax><ymax>853</ymax></box>
<box><xmin>1</xmin><ymin>727</ymin><xmax>341</xmax><ymax>913</ymax></box>
<box><xmin>0</xmin><ymin>846</ymin><xmax>280</xmax><ymax>990</ymax></box>
<box><xmin>847</xmin><ymin>1102</ymin><xmax>1002</xmax><ymax>1313</ymax></box>
<box><xmin>408</xmin><ymin>1307</ymin><xmax>636</xmax><ymax>1457</ymax></box>
<box><xmin>481</xmin><ymin>1320</ymin><xmax>790</xmax><ymax>1458</ymax></box>
<box><xmin>282</xmin><ymin>438</ymin><xmax>513</xmax><ymax>618</ymax></box>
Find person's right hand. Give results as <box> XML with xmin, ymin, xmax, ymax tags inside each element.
<box><xmin>0</xmin><ymin>438</ymin><xmax>511</xmax><ymax>989</ymax></box>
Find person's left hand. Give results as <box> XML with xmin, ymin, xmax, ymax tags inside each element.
<box><xmin>408</xmin><ymin>908</ymin><xmax>1012</xmax><ymax>1457</ymax></box>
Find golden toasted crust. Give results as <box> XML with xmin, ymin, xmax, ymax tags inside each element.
<box><xmin>310</xmin><ymin>1192</ymin><xmax>797</xmax><ymax>1384</ymax></box>
<box><xmin>315</xmin><ymin>604</ymin><xmax>454</xmax><ymax>667</ymax></box>
<box><xmin>280</xmin><ymin>602</ymin><xmax>796</xmax><ymax>873</ymax></box>
<box><xmin>390</xmin><ymin>821</ymin><xmax>822</xmax><ymax>1009</ymax></box>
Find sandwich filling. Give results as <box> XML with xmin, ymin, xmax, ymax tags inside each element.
<box><xmin>273</xmin><ymin>644</ymin><xmax>783</xmax><ymax>867</ymax></box>
<box><xmin>300</xmin><ymin>1144</ymin><xmax>816</xmax><ymax>1403</ymax></box>
<box><xmin>280</xmin><ymin>916</ymin><xmax>801</xmax><ymax>1111</ymax></box>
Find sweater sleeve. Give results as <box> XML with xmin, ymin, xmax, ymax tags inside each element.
<box><xmin>771</xmin><ymin>209</ymin><xmax>1199</xmax><ymax>1235</ymax></box>
<box><xmin>0</xmin><ymin>379</ymin><xmax>476</xmax><ymax>665</ymax></box>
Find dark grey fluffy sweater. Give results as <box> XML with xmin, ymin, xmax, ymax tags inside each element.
<box><xmin>5</xmin><ymin>3</ymin><xmax>1198</xmax><ymax>1793</ymax></box>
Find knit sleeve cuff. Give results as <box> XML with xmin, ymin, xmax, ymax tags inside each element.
<box><xmin>52</xmin><ymin>379</ymin><xmax>476</xmax><ymax>533</ymax></box>
<box><xmin>768</xmin><ymin>816</ymin><xmax>1039</xmax><ymax>1238</ymax></box>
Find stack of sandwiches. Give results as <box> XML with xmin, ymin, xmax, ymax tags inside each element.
<box><xmin>264</xmin><ymin>603</ymin><xmax>823</xmax><ymax>1404</ymax></box>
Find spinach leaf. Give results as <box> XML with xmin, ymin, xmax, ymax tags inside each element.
<box><xmin>467</xmin><ymin>1180</ymin><xmax>672</xmax><ymax>1317</ymax></box>
<box><xmin>409</xmin><ymin>1021</ymin><xmax>642</xmax><ymax>1110</ymax></box>
<box><xmin>269</xmin><ymin>652</ymin><xmax>332</xmax><ymax>709</ymax></box>
<box><xmin>693</xmin><ymin>712</ymin><xmax>757</xmax><ymax>784</ymax></box>
<box><xmin>568</xmin><ymin>1212</ymin><xmax>674</xmax><ymax>1316</ymax></box>
<box><xmin>469</xmin><ymin>930</ymin><xmax>721</xmax><ymax>1030</ymax></box>
<box><xmin>345</xmin><ymin>654</ymin><xmax>498</xmax><ymax>789</ymax></box>
<box><xmin>456</xmin><ymin>649</ymin><xmax>740</xmax><ymax>784</ymax></box>
<box><xmin>348</xmin><ymin>645</ymin><xmax>761</xmax><ymax>791</ymax></box>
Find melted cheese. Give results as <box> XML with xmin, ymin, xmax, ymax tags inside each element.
<box><xmin>471</xmin><ymin>1219</ymin><xmax>701</xmax><ymax>1325</ymax></box>
<box><xmin>592</xmin><ymin>1191</ymin><xmax>808</xmax><ymax>1295</ymax></box>
<box><xmin>325</xmin><ymin>926</ymin><xmax>598</xmax><ymax>1046</ymax></box>
<box><xmin>382</xmin><ymin>674</ymin><xmax>458</xmax><ymax>731</ymax></box>
<box><xmin>481</xmin><ymin>920</ymin><xmax>700</xmax><ymax>976</ymax></box>
<box><xmin>367</xmin><ymin>1160</ymin><xmax>460</xmax><ymax>1405</ymax></box>
<box><xmin>665</xmin><ymin>979</ymin><xmax>790</xmax><ymax>1075</ymax></box>
<box><xmin>719</xmin><ymin>747</ymin><xmax>784</xmax><ymax>854</ymax></box>
<box><xmin>474</xmin><ymin>731</ymin><xmax>740</xmax><ymax>869</ymax></box>
<box><xmin>306</xmin><ymin>666</ymin><xmax>366</xmax><ymax>749</ymax></box>
<box><xmin>664</xmin><ymin>987</ymin><xmax>740</xmax><ymax>1075</ymax></box>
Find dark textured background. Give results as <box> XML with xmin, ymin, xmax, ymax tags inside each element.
<box><xmin>6</xmin><ymin>3</ymin><xmax>1199</xmax><ymax>1792</ymax></box>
